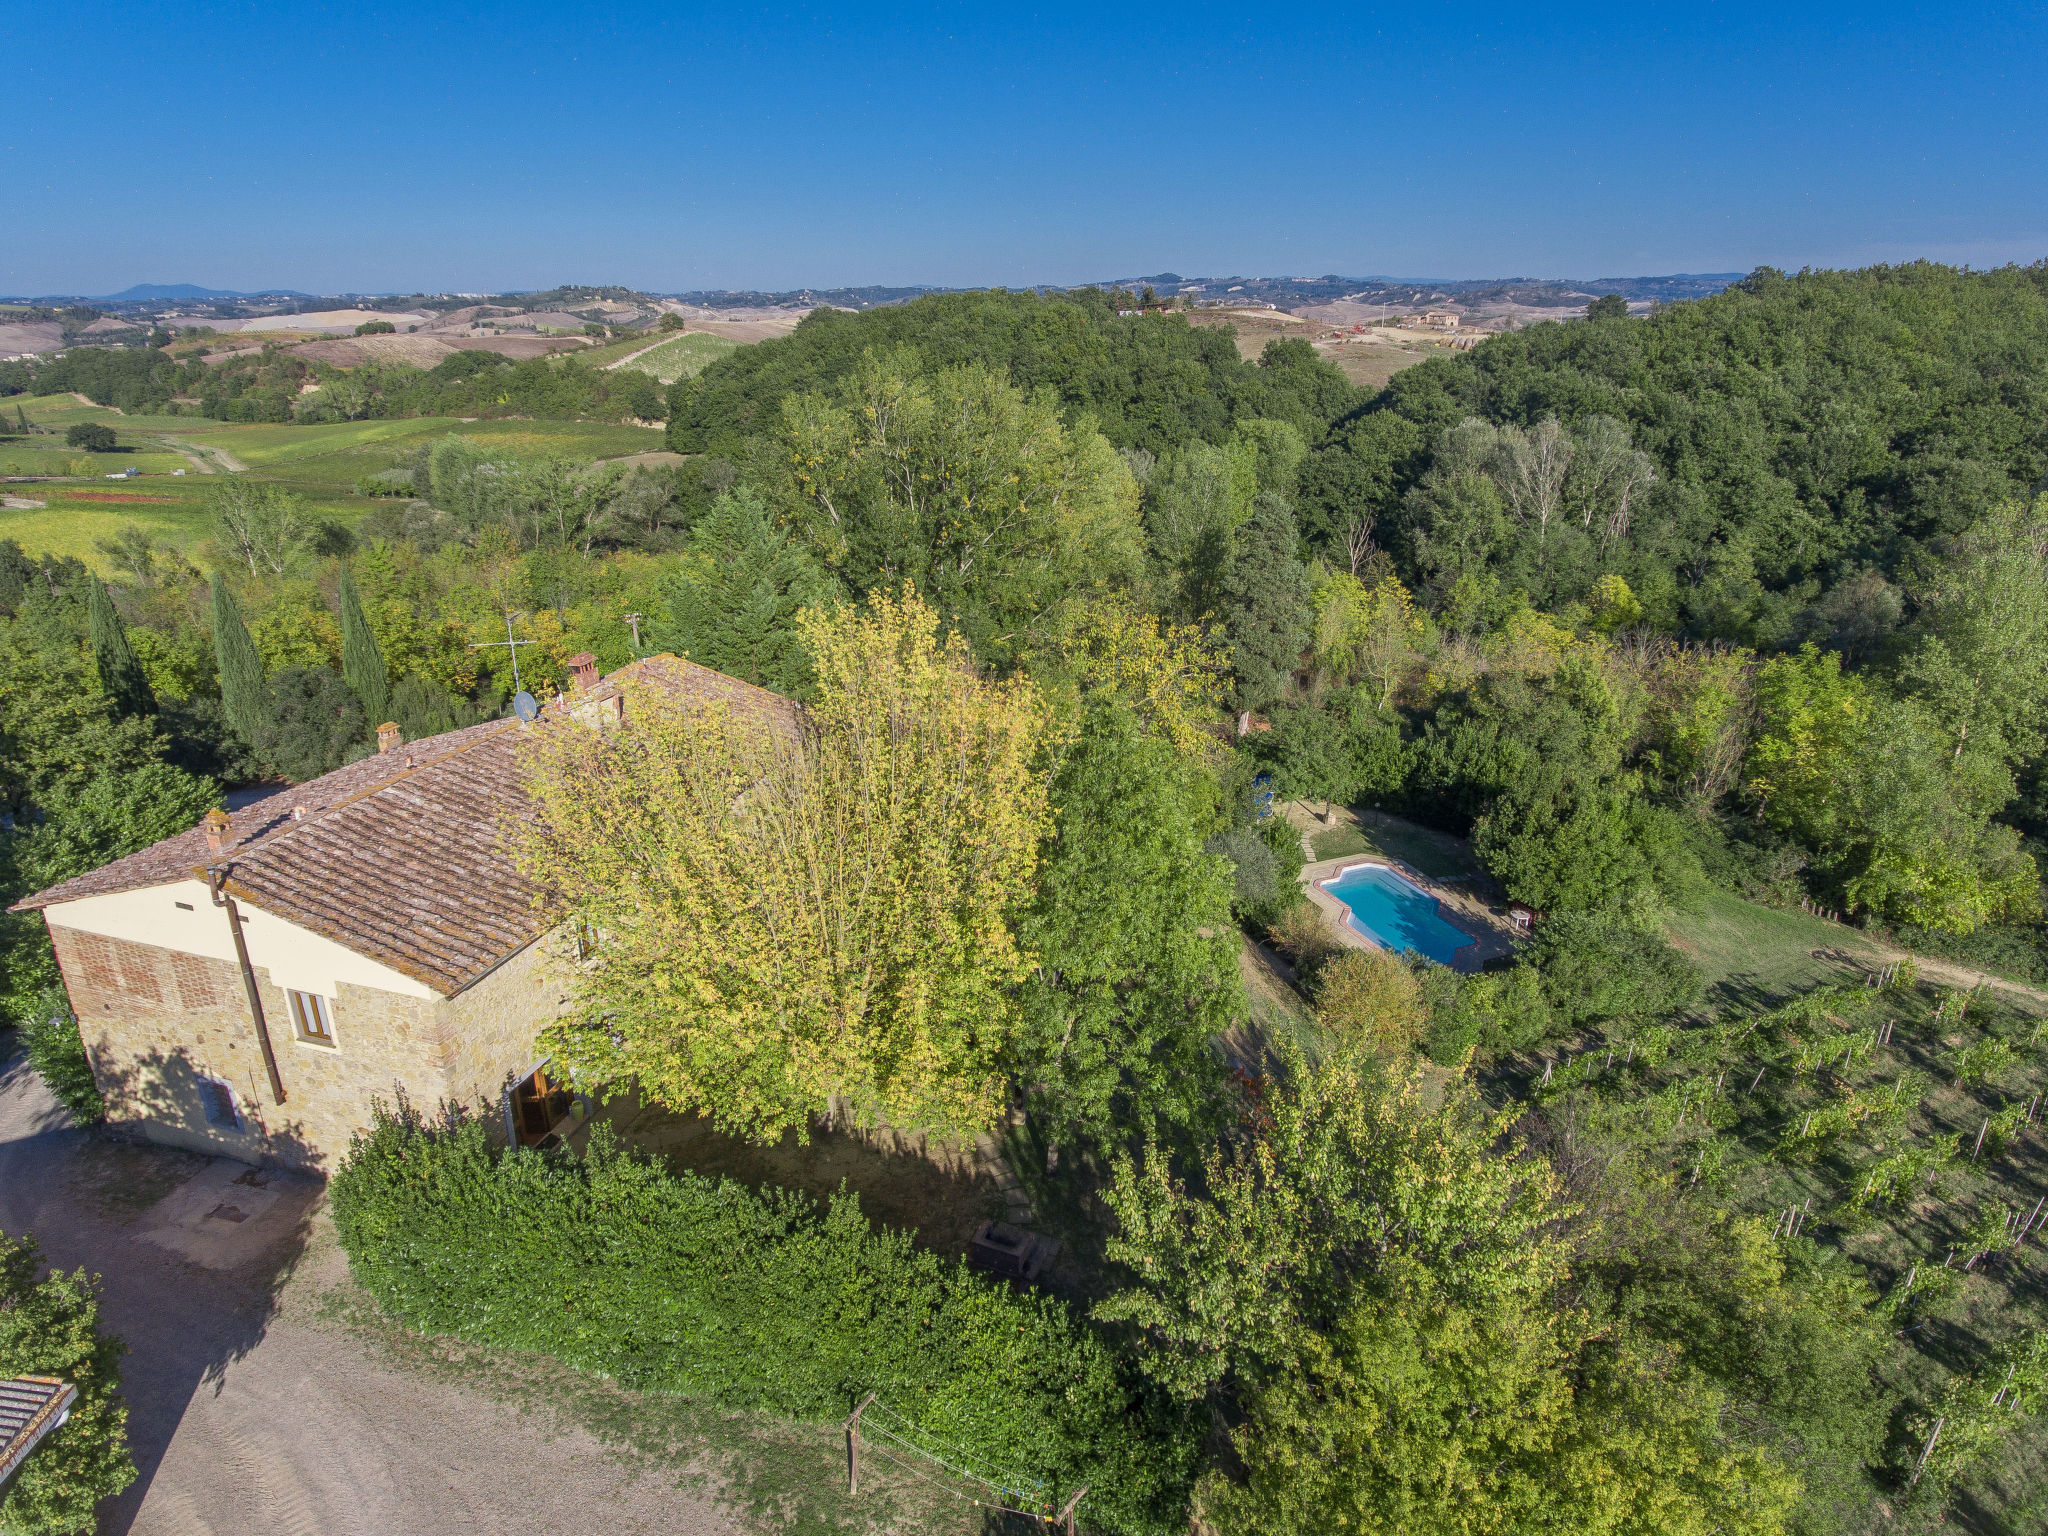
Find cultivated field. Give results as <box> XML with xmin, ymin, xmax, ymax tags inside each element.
<box><xmin>1184</xmin><ymin>306</ymin><xmax>1312</xmax><ymax>361</ymax></box>
<box><xmin>0</xmin><ymin>396</ymin><xmax>665</xmax><ymax>565</ymax></box>
<box><xmin>609</xmin><ymin>330</ymin><xmax>739</xmax><ymax>383</ymax></box>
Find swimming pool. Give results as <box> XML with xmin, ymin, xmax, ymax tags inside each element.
<box><xmin>1317</xmin><ymin>862</ymin><xmax>1475</xmax><ymax>965</ymax></box>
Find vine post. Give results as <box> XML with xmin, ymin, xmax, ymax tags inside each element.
<box><xmin>845</xmin><ymin>1391</ymin><xmax>875</xmax><ymax>1495</ymax></box>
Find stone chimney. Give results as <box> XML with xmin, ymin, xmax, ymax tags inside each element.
<box><xmin>202</xmin><ymin>808</ymin><xmax>232</xmax><ymax>854</ymax></box>
<box><xmin>378</xmin><ymin>721</ymin><xmax>402</xmax><ymax>753</ymax></box>
<box><xmin>566</xmin><ymin>652</ymin><xmax>599</xmax><ymax>692</ymax></box>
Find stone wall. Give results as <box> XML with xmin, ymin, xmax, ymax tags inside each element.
<box><xmin>47</xmin><ymin>920</ymin><xmax>574</xmax><ymax>1172</ymax></box>
<box><xmin>429</xmin><ymin>930</ymin><xmax>578</xmax><ymax>1118</ymax></box>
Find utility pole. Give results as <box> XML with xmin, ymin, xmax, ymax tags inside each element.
<box><xmin>624</xmin><ymin>611</ymin><xmax>644</xmax><ymax>652</ymax></box>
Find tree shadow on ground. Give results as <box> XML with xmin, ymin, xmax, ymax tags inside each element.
<box><xmin>0</xmin><ymin>1036</ymin><xmax>321</xmax><ymax>1536</ymax></box>
<box><xmin>597</xmin><ymin>1091</ymin><xmax>1012</xmax><ymax>1262</ymax></box>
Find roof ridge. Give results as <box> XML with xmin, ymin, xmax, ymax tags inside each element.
<box><xmin>194</xmin><ymin>718</ymin><xmax>525</xmax><ymax>876</ymax></box>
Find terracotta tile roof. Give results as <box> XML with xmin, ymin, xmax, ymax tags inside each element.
<box><xmin>0</xmin><ymin>1377</ymin><xmax>76</xmax><ymax>1487</ymax></box>
<box><xmin>14</xmin><ymin>655</ymin><xmax>801</xmax><ymax>997</ymax></box>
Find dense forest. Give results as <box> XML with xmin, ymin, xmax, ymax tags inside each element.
<box><xmin>8</xmin><ymin>261</ymin><xmax>2048</xmax><ymax>1534</ymax></box>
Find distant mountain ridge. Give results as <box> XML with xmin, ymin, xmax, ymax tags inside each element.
<box><xmin>663</xmin><ymin>272</ymin><xmax>1749</xmax><ymax>311</ymax></box>
<box><xmin>6</xmin><ymin>271</ymin><xmax>1750</xmax><ymax>314</ymax></box>
<box><xmin>94</xmin><ymin>283</ymin><xmax>316</xmax><ymax>301</ymax></box>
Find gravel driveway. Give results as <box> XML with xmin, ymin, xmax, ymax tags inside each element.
<box><xmin>0</xmin><ymin>1041</ymin><xmax>740</xmax><ymax>1536</ymax></box>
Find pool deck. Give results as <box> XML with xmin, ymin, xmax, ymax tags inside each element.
<box><xmin>1300</xmin><ymin>853</ymin><xmax>1521</xmax><ymax>974</ymax></box>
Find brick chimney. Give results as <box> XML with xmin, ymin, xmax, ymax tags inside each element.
<box><xmin>377</xmin><ymin>721</ymin><xmax>402</xmax><ymax>753</ymax></box>
<box><xmin>566</xmin><ymin>652</ymin><xmax>599</xmax><ymax>692</ymax></box>
<box><xmin>203</xmin><ymin>808</ymin><xmax>232</xmax><ymax>854</ymax></box>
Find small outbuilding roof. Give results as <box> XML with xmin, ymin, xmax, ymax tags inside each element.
<box><xmin>0</xmin><ymin>1377</ymin><xmax>76</xmax><ymax>1488</ymax></box>
<box><xmin>13</xmin><ymin>655</ymin><xmax>801</xmax><ymax>996</ymax></box>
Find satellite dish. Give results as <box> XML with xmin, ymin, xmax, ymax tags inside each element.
<box><xmin>512</xmin><ymin>691</ymin><xmax>539</xmax><ymax>722</ymax></box>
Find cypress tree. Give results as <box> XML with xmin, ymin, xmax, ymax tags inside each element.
<box><xmin>86</xmin><ymin>574</ymin><xmax>156</xmax><ymax>716</ymax></box>
<box><xmin>336</xmin><ymin>565</ymin><xmax>390</xmax><ymax>724</ymax></box>
<box><xmin>210</xmin><ymin>572</ymin><xmax>265</xmax><ymax>742</ymax></box>
<box><xmin>1222</xmin><ymin>492</ymin><xmax>1313</xmax><ymax>714</ymax></box>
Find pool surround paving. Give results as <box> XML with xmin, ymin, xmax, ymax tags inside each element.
<box><xmin>1300</xmin><ymin>852</ymin><xmax>1519</xmax><ymax>974</ymax></box>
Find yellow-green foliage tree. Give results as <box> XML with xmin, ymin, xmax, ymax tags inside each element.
<box><xmin>1046</xmin><ymin>595</ymin><xmax>1230</xmax><ymax>757</ymax></box>
<box><xmin>1745</xmin><ymin>643</ymin><xmax>1867</xmax><ymax>844</ymax></box>
<box><xmin>1313</xmin><ymin>948</ymin><xmax>1425</xmax><ymax>1057</ymax></box>
<box><xmin>1747</xmin><ymin>643</ymin><xmax>2039</xmax><ymax>932</ymax></box>
<box><xmin>516</xmin><ymin>590</ymin><xmax>1054</xmax><ymax>1141</ymax></box>
<box><xmin>1312</xmin><ymin>570</ymin><xmax>1427</xmax><ymax>709</ymax></box>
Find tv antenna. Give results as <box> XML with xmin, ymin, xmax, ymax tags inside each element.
<box><xmin>470</xmin><ymin>612</ymin><xmax>539</xmax><ymax>716</ymax></box>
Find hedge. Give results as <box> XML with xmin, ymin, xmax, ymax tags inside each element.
<box><xmin>329</xmin><ymin>1105</ymin><xmax>1196</xmax><ymax>1533</ymax></box>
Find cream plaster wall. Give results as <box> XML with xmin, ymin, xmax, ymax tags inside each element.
<box><xmin>41</xmin><ymin>879</ymin><xmax>435</xmax><ymax>1000</ymax></box>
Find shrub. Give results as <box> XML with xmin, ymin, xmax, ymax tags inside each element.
<box><xmin>1267</xmin><ymin>901</ymin><xmax>1342</xmax><ymax>982</ymax></box>
<box><xmin>0</xmin><ymin>1230</ymin><xmax>135</xmax><ymax>1535</ymax></box>
<box><xmin>353</xmin><ymin>467</ymin><xmax>417</xmax><ymax>498</ymax></box>
<box><xmin>19</xmin><ymin>993</ymin><xmax>103</xmax><ymax>1124</ymax></box>
<box><xmin>1525</xmin><ymin>911</ymin><xmax>1703</xmax><ymax>1032</ymax></box>
<box><xmin>1208</xmin><ymin>827</ymin><xmax>1278</xmax><ymax>920</ymax></box>
<box><xmin>330</xmin><ymin>1106</ymin><xmax>1197</xmax><ymax>1533</ymax></box>
<box><xmin>63</xmin><ymin>423</ymin><xmax>116</xmax><ymax>453</ymax></box>
<box><xmin>354</xmin><ymin>320</ymin><xmax>396</xmax><ymax>336</ymax></box>
<box><xmin>1416</xmin><ymin>963</ymin><xmax>1554</xmax><ymax>1062</ymax></box>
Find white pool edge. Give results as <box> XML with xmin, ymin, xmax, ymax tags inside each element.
<box><xmin>1314</xmin><ymin>860</ymin><xmax>1481</xmax><ymax>962</ymax></box>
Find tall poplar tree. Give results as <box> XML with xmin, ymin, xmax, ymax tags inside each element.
<box><xmin>336</xmin><ymin>565</ymin><xmax>390</xmax><ymax>724</ymax></box>
<box><xmin>85</xmin><ymin>575</ymin><xmax>155</xmax><ymax>717</ymax></box>
<box><xmin>209</xmin><ymin>573</ymin><xmax>265</xmax><ymax>743</ymax></box>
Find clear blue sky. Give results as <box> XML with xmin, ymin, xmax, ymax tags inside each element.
<box><xmin>6</xmin><ymin>2</ymin><xmax>2044</xmax><ymax>296</ymax></box>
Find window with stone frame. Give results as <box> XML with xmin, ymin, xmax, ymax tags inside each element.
<box><xmin>287</xmin><ymin>988</ymin><xmax>336</xmax><ymax>1047</ymax></box>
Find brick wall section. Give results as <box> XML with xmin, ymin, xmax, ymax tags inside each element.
<box><xmin>47</xmin><ymin>921</ymin><xmax>580</xmax><ymax>1173</ymax></box>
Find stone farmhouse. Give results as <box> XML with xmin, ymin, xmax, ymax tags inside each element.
<box><xmin>15</xmin><ymin>654</ymin><xmax>800</xmax><ymax>1172</ymax></box>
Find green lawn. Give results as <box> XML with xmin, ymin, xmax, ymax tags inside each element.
<box><xmin>2</xmin><ymin>444</ymin><xmax>189</xmax><ymax>478</ymax></box>
<box><xmin>1671</xmin><ymin>888</ymin><xmax>1891</xmax><ymax>1013</ymax></box>
<box><xmin>1309</xmin><ymin>807</ymin><xmax>1489</xmax><ymax>882</ymax></box>
<box><xmin>611</xmin><ymin>331</ymin><xmax>738</xmax><ymax>383</ymax></box>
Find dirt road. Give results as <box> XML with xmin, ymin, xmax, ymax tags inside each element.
<box><xmin>0</xmin><ymin>1044</ymin><xmax>739</xmax><ymax>1536</ymax></box>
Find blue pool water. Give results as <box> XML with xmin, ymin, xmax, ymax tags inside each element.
<box><xmin>1318</xmin><ymin>864</ymin><xmax>1474</xmax><ymax>965</ymax></box>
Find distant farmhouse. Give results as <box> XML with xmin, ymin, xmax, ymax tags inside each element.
<box><xmin>15</xmin><ymin>655</ymin><xmax>800</xmax><ymax>1171</ymax></box>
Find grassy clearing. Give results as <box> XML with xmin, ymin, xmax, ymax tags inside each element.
<box><xmin>613</xmin><ymin>331</ymin><xmax>739</xmax><ymax>383</ymax></box>
<box><xmin>1307</xmin><ymin>806</ymin><xmax>1489</xmax><ymax>882</ymax></box>
<box><xmin>1671</xmin><ymin>888</ymin><xmax>1891</xmax><ymax>1012</ymax></box>
<box><xmin>179</xmin><ymin>418</ymin><xmax>461</xmax><ymax>467</ymax></box>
